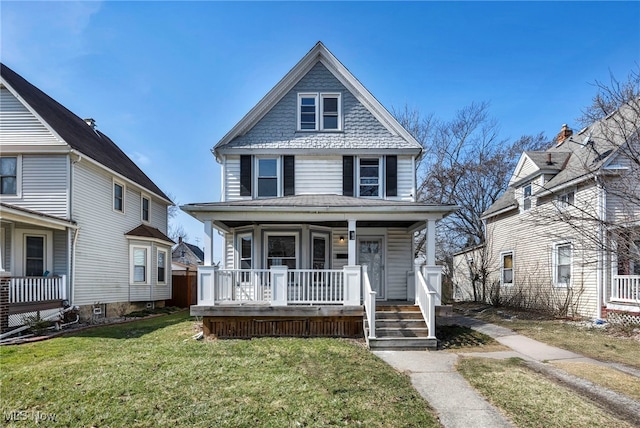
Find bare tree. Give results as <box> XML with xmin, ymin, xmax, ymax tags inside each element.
<box><xmin>166</xmin><ymin>192</ymin><xmax>189</xmax><ymax>243</ymax></box>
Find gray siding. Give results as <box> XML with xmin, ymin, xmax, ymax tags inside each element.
<box><xmin>0</xmin><ymin>87</ymin><xmax>65</xmax><ymax>146</ymax></box>
<box><xmin>386</xmin><ymin>228</ymin><xmax>413</xmax><ymax>300</ymax></box>
<box><xmin>225</xmin><ymin>62</ymin><xmax>409</xmax><ymax>151</ymax></box>
<box><xmin>52</xmin><ymin>229</ymin><xmax>68</xmax><ymax>277</ymax></box>
<box><xmin>1</xmin><ymin>155</ymin><xmax>68</xmax><ymax>218</ymax></box>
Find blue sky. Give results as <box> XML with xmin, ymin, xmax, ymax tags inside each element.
<box><xmin>2</xmin><ymin>1</ymin><xmax>639</xmax><ymax>260</ymax></box>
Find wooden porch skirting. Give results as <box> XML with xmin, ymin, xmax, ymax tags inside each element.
<box><xmin>192</xmin><ymin>305</ymin><xmax>364</xmax><ymax>339</ymax></box>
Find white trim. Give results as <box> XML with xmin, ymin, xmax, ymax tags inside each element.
<box><xmin>357</xmin><ymin>157</ymin><xmax>382</xmax><ymax>198</ymax></box>
<box><xmin>255</xmin><ymin>156</ymin><xmax>280</xmax><ymax>198</ymax></box>
<box><xmin>297</xmin><ymin>92</ymin><xmax>319</xmax><ymax>131</ymax></box>
<box><xmin>320</xmin><ymin>93</ymin><xmax>342</xmax><ymax>131</ymax></box>
<box><xmin>130</xmin><ymin>244</ymin><xmax>151</xmax><ymax>285</ymax></box>
<box><xmin>500</xmin><ymin>250</ymin><xmax>514</xmax><ymax>286</ymax></box>
<box><xmin>236</xmin><ymin>231</ymin><xmax>253</xmax><ymax>270</ymax></box>
<box><xmin>0</xmin><ymin>155</ymin><xmax>22</xmax><ymax>198</ymax></box>
<box><xmin>311</xmin><ymin>231</ymin><xmax>330</xmax><ymax>269</ymax></box>
<box><xmin>521</xmin><ymin>183</ymin><xmax>532</xmax><ymax>212</ymax></box>
<box><xmin>553</xmin><ymin>241</ymin><xmax>573</xmax><ymax>287</ymax></box>
<box><xmin>113</xmin><ymin>179</ymin><xmax>125</xmax><ymax>214</ymax></box>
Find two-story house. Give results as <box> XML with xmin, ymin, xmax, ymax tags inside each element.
<box><xmin>182</xmin><ymin>42</ymin><xmax>456</xmax><ymax>349</ymax></box>
<box><xmin>0</xmin><ymin>63</ymin><xmax>174</xmax><ymax>334</ymax></box>
<box><xmin>454</xmin><ymin>99</ymin><xmax>640</xmax><ymax>323</ymax></box>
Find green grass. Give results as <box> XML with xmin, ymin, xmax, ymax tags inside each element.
<box><xmin>457</xmin><ymin>357</ymin><xmax>635</xmax><ymax>428</ymax></box>
<box><xmin>463</xmin><ymin>306</ymin><xmax>640</xmax><ymax>369</ymax></box>
<box><xmin>1</xmin><ymin>312</ymin><xmax>439</xmax><ymax>427</ymax></box>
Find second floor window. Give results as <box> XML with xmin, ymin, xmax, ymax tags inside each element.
<box><xmin>0</xmin><ymin>157</ymin><xmax>17</xmax><ymax>195</ymax></box>
<box><xmin>359</xmin><ymin>158</ymin><xmax>380</xmax><ymax>197</ymax></box>
<box><xmin>522</xmin><ymin>184</ymin><xmax>532</xmax><ymax>211</ymax></box>
<box><xmin>558</xmin><ymin>190</ymin><xmax>574</xmax><ymax>208</ymax></box>
<box><xmin>257</xmin><ymin>158</ymin><xmax>278</xmax><ymax>197</ymax></box>
<box><xmin>114</xmin><ymin>182</ymin><xmax>124</xmax><ymax>212</ymax></box>
<box><xmin>142</xmin><ymin>196</ymin><xmax>150</xmax><ymax>222</ymax></box>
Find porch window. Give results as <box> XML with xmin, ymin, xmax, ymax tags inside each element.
<box><xmin>157</xmin><ymin>249</ymin><xmax>167</xmax><ymax>283</ymax></box>
<box><xmin>141</xmin><ymin>196</ymin><xmax>150</xmax><ymax>222</ymax></box>
<box><xmin>257</xmin><ymin>158</ymin><xmax>278</xmax><ymax>197</ymax></box>
<box><xmin>312</xmin><ymin>234</ymin><xmax>328</xmax><ymax>269</ymax></box>
<box><xmin>239</xmin><ymin>233</ymin><xmax>252</xmax><ymax>269</ymax></box>
<box><xmin>114</xmin><ymin>181</ymin><xmax>124</xmax><ymax>212</ymax></box>
<box><xmin>501</xmin><ymin>251</ymin><xmax>513</xmax><ymax>286</ymax></box>
<box><xmin>0</xmin><ymin>157</ymin><xmax>18</xmax><ymax>195</ymax></box>
<box><xmin>522</xmin><ymin>184</ymin><xmax>532</xmax><ymax>211</ymax></box>
<box><xmin>266</xmin><ymin>235</ymin><xmax>297</xmax><ymax>269</ymax></box>
<box><xmin>25</xmin><ymin>236</ymin><xmax>45</xmax><ymax>276</ymax></box>
<box><xmin>554</xmin><ymin>242</ymin><xmax>572</xmax><ymax>286</ymax></box>
<box><xmin>359</xmin><ymin>158</ymin><xmax>380</xmax><ymax>197</ymax></box>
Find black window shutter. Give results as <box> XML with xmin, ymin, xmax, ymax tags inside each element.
<box><xmin>385</xmin><ymin>155</ymin><xmax>397</xmax><ymax>197</ymax></box>
<box><xmin>240</xmin><ymin>155</ymin><xmax>252</xmax><ymax>196</ymax></box>
<box><xmin>343</xmin><ymin>156</ymin><xmax>354</xmax><ymax>196</ymax></box>
<box><xmin>283</xmin><ymin>155</ymin><xmax>295</xmax><ymax>196</ymax></box>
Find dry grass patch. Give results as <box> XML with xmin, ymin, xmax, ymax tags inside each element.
<box><xmin>551</xmin><ymin>361</ymin><xmax>640</xmax><ymax>401</ymax></box>
<box><xmin>457</xmin><ymin>357</ymin><xmax>635</xmax><ymax>428</ymax></box>
<box><xmin>436</xmin><ymin>324</ymin><xmax>508</xmax><ymax>352</ymax></box>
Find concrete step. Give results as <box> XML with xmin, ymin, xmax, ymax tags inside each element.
<box><xmin>367</xmin><ymin>335</ymin><xmax>437</xmax><ymax>350</ymax></box>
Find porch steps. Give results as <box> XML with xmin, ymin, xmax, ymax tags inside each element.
<box><xmin>365</xmin><ymin>304</ymin><xmax>437</xmax><ymax>350</ymax></box>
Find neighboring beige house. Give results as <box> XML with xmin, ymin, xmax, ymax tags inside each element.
<box><xmin>454</xmin><ymin>99</ymin><xmax>640</xmax><ymax>323</ymax></box>
<box><xmin>0</xmin><ymin>63</ymin><xmax>173</xmax><ymax>334</ymax></box>
<box><xmin>182</xmin><ymin>42</ymin><xmax>456</xmax><ymax>348</ymax></box>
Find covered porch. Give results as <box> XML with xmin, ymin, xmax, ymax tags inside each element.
<box><xmin>0</xmin><ymin>203</ymin><xmax>76</xmax><ymax>334</ymax></box>
<box><xmin>182</xmin><ymin>195</ymin><xmax>455</xmax><ymax>343</ymax></box>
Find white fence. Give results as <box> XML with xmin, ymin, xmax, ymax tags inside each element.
<box><xmin>9</xmin><ymin>275</ymin><xmax>67</xmax><ymax>304</ymax></box>
<box><xmin>414</xmin><ymin>265</ymin><xmax>441</xmax><ymax>340</ymax></box>
<box><xmin>611</xmin><ymin>275</ymin><xmax>640</xmax><ymax>303</ymax></box>
<box><xmin>197</xmin><ymin>266</ymin><xmax>361</xmax><ymax>306</ymax></box>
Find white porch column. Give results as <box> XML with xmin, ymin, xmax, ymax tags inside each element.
<box><xmin>348</xmin><ymin>219</ymin><xmax>357</xmax><ymax>265</ymax></box>
<box><xmin>425</xmin><ymin>219</ymin><xmax>436</xmax><ymax>266</ymax></box>
<box><xmin>422</xmin><ymin>264</ymin><xmax>443</xmax><ymax>306</ymax></box>
<box><xmin>198</xmin><ymin>265</ymin><xmax>218</xmax><ymax>306</ymax></box>
<box><xmin>343</xmin><ymin>265</ymin><xmax>362</xmax><ymax>305</ymax></box>
<box><xmin>203</xmin><ymin>220</ymin><xmax>214</xmax><ymax>266</ymax></box>
<box><xmin>271</xmin><ymin>266</ymin><xmax>288</xmax><ymax>306</ymax></box>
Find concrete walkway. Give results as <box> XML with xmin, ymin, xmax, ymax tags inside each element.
<box><xmin>373</xmin><ymin>315</ymin><xmax>640</xmax><ymax>428</ymax></box>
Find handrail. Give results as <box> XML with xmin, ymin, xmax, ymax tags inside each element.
<box><xmin>362</xmin><ymin>265</ymin><xmax>376</xmax><ymax>339</ymax></box>
<box><xmin>9</xmin><ymin>276</ymin><xmax>66</xmax><ymax>304</ymax></box>
<box><xmin>415</xmin><ymin>266</ymin><xmax>436</xmax><ymax>340</ymax></box>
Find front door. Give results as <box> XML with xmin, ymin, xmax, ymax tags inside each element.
<box><xmin>358</xmin><ymin>237</ymin><xmax>385</xmax><ymax>300</ymax></box>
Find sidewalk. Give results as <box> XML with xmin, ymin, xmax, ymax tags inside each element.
<box><xmin>373</xmin><ymin>315</ymin><xmax>640</xmax><ymax>428</ymax></box>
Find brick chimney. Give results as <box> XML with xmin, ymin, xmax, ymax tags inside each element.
<box><xmin>556</xmin><ymin>124</ymin><xmax>572</xmax><ymax>146</ymax></box>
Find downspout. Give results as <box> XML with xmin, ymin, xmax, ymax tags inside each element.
<box><xmin>596</xmin><ymin>175</ymin><xmax>605</xmax><ymax>320</ymax></box>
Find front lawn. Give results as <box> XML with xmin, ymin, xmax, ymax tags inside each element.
<box><xmin>1</xmin><ymin>312</ymin><xmax>439</xmax><ymax>427</ymax></box>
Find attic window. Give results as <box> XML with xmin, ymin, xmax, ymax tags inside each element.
<box><xmin>522</xmin><ymin>183</ymin><xmax>532</xmax><ymax>211</ymax></box>
<box><xmin>298</xmin><ymin>93</ymin><xmax>341</xmax><ymax>131</ymax></box>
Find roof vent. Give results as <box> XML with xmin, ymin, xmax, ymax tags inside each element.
<box><xmin>556</xmin><ymin>124</ymin><xmax>572</xmax><ymax>146</ymax></box>
<box><xmin>84</xmin><ymin>118</ymin><xmax>96</xmax><ymax>129</ymax></box>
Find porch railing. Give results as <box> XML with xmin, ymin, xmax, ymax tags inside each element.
<box><xmin>362</xmin><ymin>265</ymin><xmax>376</xmax><ymax>339</ymax></box>
<box><xmin>9</xmin><ymin>275</ymin><xmax>67</xmax><ymax>304</ymax></box>
<box><xmin>197</xmin><ymin>266</ymin><xmax>361</xmax><ymax>306</ymax></box>
<box><xmin>611</xmin><ymin>275</ymin><xmax>640</xmax><ymax>303</ymax></box>
<box><xmin>415</xmin><ymin>265</ymin><xmax>440</xmax><ymax>340</ymax></box>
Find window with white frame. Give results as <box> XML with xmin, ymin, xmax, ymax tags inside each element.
<box><xmin>257</xmin><ymin>158</ymin><xmax>278</xmax><ymax>197</ymax></box>
<box><xmin>359</xmin><ymin>158</ymin><xmax>381</xmax><ymax>197</ymax></box>
<box><xmin>557</xmin><ymin>190</ymin><xmax>575</xmax><ymax>209</ymax></box>
<box><xmin>522</xmin><ymin>183</ymin><xmax>532</xmax><ymax>211</ymax></box>
<box><xmin>114</xmin><ymin>181</ymin><xmax>125</xmax><ymax>212</ymax></box>
<box><xmin>554</xmin><ymin>242</ymin><xmax>572</xmax><ymax>286</ymax></box>
<box><xmin>141</xmin><ymin>196</ymin><xmax>150</xmax><ymax>222</ymax></box>
<box><xmin>297</xmin><ymin>93</ymin><xmax>341</xmax><ymax>131</ymax></box>
<box><xmin>266</xmin><ymin>233</ymin><xmax>298</xmax><ymax>269</ymax></box>
<box><xmin>238</xmin><ymin>233</ymin><xmax>253</xmax><ymax>269</ymax></box>
<box><xmin>131</xmin><ymin>246</ymin><xmax>149</xmax><ymax>284</ymax></box>
<box><xmin>0</xmin><ymin>157</ymin><xmax>18</xmax><ymax>195</ymax></box>
<box><xmin>501</xmin><ymin>251</ymin><xmax>514</xmax><ymax>286</ymax></box>
<box><xmin>157</xmin><ymin>249</ymin><xmax>167</xmax><ymax>283</ymax></box>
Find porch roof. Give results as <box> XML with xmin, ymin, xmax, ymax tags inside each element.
<box><xmin>0</xmin><ymin>203</ymin><xmax>77</xmax><ymax>230</ymax></box>
<box><xmin>181</xmin><ymin>195</ymin><xmax>457</xmax><ymax>232</ymax></box>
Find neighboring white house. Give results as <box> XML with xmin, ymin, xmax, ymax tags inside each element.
<box><xmin>0</xmin><ymin>63</ymin><xmax>174</xmax><ymax>330</ymax></box>
<box><xmin>182</xmin><ymin>42</ymin><xmax>456</xmax><ymax>348</ymax></box>
<box><xmin>454</xmin><ymin>100</ymin><xmax>640</xmax><ymax>323</ymax></box>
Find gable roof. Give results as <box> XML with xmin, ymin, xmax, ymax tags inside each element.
<box><xmin>213</xmin><ymin>42</ymin><xmax>422</xmax><ymax>158</ymax></box>
<box><xmin>172</xmin><ymin>240</ymin><xmax>205</xmax><ymax>263</ymax></box>
<box><xmin>0</xmin><ymin>63</ymin><xmax>171</xmax><ymax>202</ymax></box>
<box><xmin>484</xmin><ymin>98</ymin><xmax>639</xmax><ymax>219</ymax></box>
